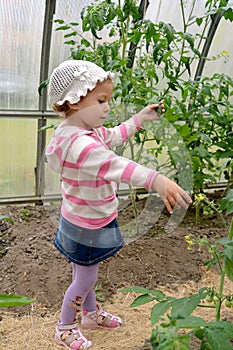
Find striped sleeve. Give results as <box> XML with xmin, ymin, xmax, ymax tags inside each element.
<box><xmin>97</xmin><ymin>115</ymin><xmax>142</xmax><ymax>148</ymax></box>
<box><xmin>71</xmin><ymin>137</ymin><xmax>158</xmax><ymax>192</ymax></box>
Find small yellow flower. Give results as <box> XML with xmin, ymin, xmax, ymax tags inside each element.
<box><xmin>220</xmin><ymin>50</ymin><xmax>230</xmax><ymax>63</ymax></box>
<box><xmin>208</xmin><ymin>50</ymin><xmax>230</xmax><ymax>63</ymax></box>
<box><xmin>185</xmin><ymin>235</ymin><xmax>194</xmax><ymax>246</ymax></box>
<box><xmin>194</xmin><ymin>194</ymin><xmax>205</xmax><ymax>202</ymax></box>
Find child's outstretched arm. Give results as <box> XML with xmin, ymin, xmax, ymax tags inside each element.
<box><xmin>98</xmin><ymin>102</ymin><xmax>165</xmax><ymax>147</ymax></box>
<box><xmin>152</xmin><ymin>174</ymin><xmax>192</xmax><ymax>214</ymax></box>
<box><xmin>136</xmin><ymin>101</ymin><xmax>165</xmax><ymax>125</ymax></box>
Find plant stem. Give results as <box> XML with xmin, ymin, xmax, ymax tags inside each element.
<box><xmin>216</xmin><ymin>263</ymin><xmax>226</xmax><ymax>321</ymax></box>
<box><xmin>229</xmin><ymin>218</ymin><xmax>233</xmax><ymax>240</ymax></box>
<box><xmin>196</xmin><ymin>203</ymin><xmax>200</xmax><ymax>225</ymax></box>
<box><xmin>204</xmin><ymin>198</ymin><xmax>230</xmax><ymax>321</ymax></box>
<box><xmin>205</xmin><ymin>199</ymin><xmax>229</xmax><ymax>233</ymax></box>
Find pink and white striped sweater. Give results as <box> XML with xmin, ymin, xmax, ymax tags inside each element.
<box><xmin>45</xmin><ymin>115</ymin><xmax>158</xmax><ymax>229</ymax></box>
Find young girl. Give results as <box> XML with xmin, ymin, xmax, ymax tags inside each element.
<box><xmin>46</xmin><ymin>59</ymin><xmax>192</xmax><ymax>349</ymax></box>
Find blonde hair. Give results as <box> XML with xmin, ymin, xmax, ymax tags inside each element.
<box><xmin>52</xmin><ymin>101</ymin><xmax>71</xmax><ymax>116</ymax></box>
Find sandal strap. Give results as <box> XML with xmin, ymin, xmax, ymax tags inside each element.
<box><xmin>58</xmin><ymin>322</ymin><xmax>78</xmax><ymax>331</ymax></box>
<box><xmin>95</xmin><ymin>305</ymin><xmax>121</xmax><ymax>327</ymax></box>
<box><xmin>62</xmin><ymin>331</ymin><xmax>83</xmax><ymax>345</ymax></box>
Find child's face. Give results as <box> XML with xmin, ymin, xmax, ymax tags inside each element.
<box><xmin>69</xmin><ymin>79</ymin><xmax>113</xmax><ymax>130</ymax></box>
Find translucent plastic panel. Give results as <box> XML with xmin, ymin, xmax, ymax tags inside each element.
<box><xmin>146</xmin><ymin>0</ymin><xmax>206</xmax><ymax>29</ymax></box>
<box><xmin>0</xmin><ymin>118</ymin><xmax>37</xmax><ymax>197</ymax></box>
<box><xmin>43</xmin><ymin>118</ymin><xmax>62</xmax><ymax>195</ymax></box>
<box><xmin>0</xmin><ymin>0</ymin><xmax>45</xmax><ymax>110</ymax></box>
<box><xmin>146</xmin><ymin>0</ymin><xmax>233</xmax><ymax>78</ymax></box>
<box><xmin>49</xmin><ymin>0</ymin><xmax>92</xmax><ymax>78</ymax></box>
<box><xmin>44</xmin><ymin>0</ymin><xmax>91</xmax><ymax>109</ymax></box>
<box><xmin>204</xmin><ymin>19</ymin><xmax>233</xmax><ymax>77</ymax></box>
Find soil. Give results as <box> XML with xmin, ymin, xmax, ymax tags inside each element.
<box><xmin>0</xmin><ymin>191</ymin><xmax>232</xmax><ymax>349</ymax></box>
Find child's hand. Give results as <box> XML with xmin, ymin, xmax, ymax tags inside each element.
<box><xmin>152</xmin><ymin>174</ymin><xmax>192</xmax><ymax>214</ymax></box>
<box><xmin>137</xmin><ymin>101</ymin><xmax>165</xmax><ymax>125</ymax></box>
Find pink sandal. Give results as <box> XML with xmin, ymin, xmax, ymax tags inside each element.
<box><xmin>54</xmin><ymin>322</ymin><xmax>93</xmax><ymax>349</ymax></box>
<box><xmin>81</xmin><ymin>304</ymin><xmax>122</xmax><ymax>329</ymax></box>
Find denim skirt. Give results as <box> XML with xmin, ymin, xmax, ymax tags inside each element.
<box><xmin>54</xmin><ymin>215</ymin><xmax>125</xmax><ymax>266</ymax></box>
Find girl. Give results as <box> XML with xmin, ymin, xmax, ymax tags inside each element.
<box><xmin>46</xmin><ymin>59</ymin><xmax>192</xmax><ymax>349</ymax></box>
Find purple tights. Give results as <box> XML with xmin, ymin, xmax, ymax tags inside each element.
<box><xmin>59</xmin><ymin>262</ymin><xmax>98</xmax><ymax>325</ymax></box>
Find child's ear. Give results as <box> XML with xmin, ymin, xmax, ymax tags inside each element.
<box><xmin>67</xmin><ymin>101</ymin><xmax>79</xmax><ymax>110</ymax></box>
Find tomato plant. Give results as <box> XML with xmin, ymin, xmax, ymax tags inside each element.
<box><xmin>45</xmin><ymin>0</ymin><xmax>233</xmax><ymax>194</ymax></box>
<box><xmin>121</xmin><ymin>189</ymin><xmax>233</xmax><ymax>349</ymax></box>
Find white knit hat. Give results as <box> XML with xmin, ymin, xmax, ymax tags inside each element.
<box><xmin>49</xmin><ymin>60</ymin><xmax>114</xmax><ymax>106</ymax></box>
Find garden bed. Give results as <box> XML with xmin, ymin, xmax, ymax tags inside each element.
<box><xmin>0</xmin><ymin>191</ymin><xmax>232</xmax><ymax>349</ymax></box>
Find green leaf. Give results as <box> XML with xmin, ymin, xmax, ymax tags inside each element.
<box><xmin>196</xmin><ymin>17</ymin><xmax>203</xmax><ymax>26</ymax></box>
<box><xmin>184</xmin><ymin>33</ymin><xmax>194</xmax><ymax>49</ymax></box>
<box><xmin>168</xmin><ymin>82</ymin><xmax>178</xmax><ymax>91</ymax></box>
<box><xmin>109</xmin><ymin>27</ymin><xmax>115</xmax><ymax>37</ymax></box>
<box><xmin>171</xmin><ymin>295</ymin><xmax>201</xmax><ymax>318</ymax></box>
<box><xmin>204</xmin><ymin>256</ymin><xmax>219</xmax><ymax>269</ymax></box>
<box><xmin>160</xmin><ymin>22</ymin><xmax>175</xmax><ymax>44</ymax></box>
<box><xmin>223</xmin><ymin>242</ymin><xmax>233</xmax><ymax>261</ymax></box>
<box><xmin>130</xmin><ymin>294</ymin><xmax>155</xmax><ymax>308</ymax></box>
<box><xmin>177</xmin><ymin>316</ymin><xmax>207</xmax><ymax>329</ymax></box>
<box><xmin>38</xmin><ymin>124</ymin><xmax>57</xmax><ymax>132</ymax></box>
<box><xmin>204</xmin><ymin>326</ymin><xmax>233</xmax><ymax>350</ymax></box>
<box><xmin>202</xmin><ymin>86</ymin><xmax>212</xmax><ymax>96</ymax></box>
<box><xmin>64</xmin><ymin>31</ymin><xmax>77</xmax><ymax>38</ymax></box>
<box><xmin>196</xmin><ymin>146</ymin><xmax>209</xmax><ymax>158</ymax></box>
<box><xmin>200</xmin><ymin>133</ymin><xmax>212</xmax><ymax>146</ymax></box>
<box><xmin>54</xmin><ymin>19</ymin><xmax>65</xmax><ymax>24</ymax></box>
<box><xmin>69</xmin><ymin>22</ymin><xmax>79</xmax><ymax>26</ymax></box>
<box><xmin>55</xmin><ymin>25</ymin><xmax>71</xmax><ymax>31</ymax></box>
<box><xmin>150</xmin><ymin>290</ymin><xmax>166</xmax><ymax>301</ymax></box>
<box><xmin>225</xmin><ymin>257</ymin><xmax>233</xmax><ymax>281</ymax></box>
<box><xmin>150</xmin><ymin>327</ymin><xmax>190</xmax><ymax>350</ymax></box>
<box><xmin>220</xmin><ymin>190</ymin><xmax>233</xmax><ymax>215</ymax></box>
<box><xmin>0</xmin><ymin>294</ymin><xmax>36</xmax><ymax>308</ymax></box>
<box><xmin>64</xmin><ymin>40</ymin><xmax>76</xmax><ymax>45</ymax></box>
<box><xmin>196</xmin><ymin>94</ymin><xmax>205</xmax><ymax>105</ymax></box>
<box><xmin>119</xmin><ymin>286</ymin><xmax>152</xmax><ymax>294</ymax></box>
<box><xmin>224</xmin><ymin>7</ymin><xmax>233</xmax><ymax>21</ymax></box>
<box><xmin>161</xmin><ymin>50</ymin><xmax>173</xmax><ymax>62</ymax></box>
<box><xmin>196</xmin><ymin>106</ymin><xmax>210</xmax><ymax>114</ymax></box>
<box><xmin>229</xmin><ymin>219</ymin><xmax>233</xmax><ymax>240</ymax></box>
<box><xmin>178</xmin><ymin>124</ymin><xmax>191</xmax><ymax>137</ymax></box>
<box><xmin>192</xmin><ymin>47</ymin><xmax>202</xmax><ymax>57</ymax></box>
<box><xmin>194</xmin><ymin>327</ymin><xmax>204</xmax><ymax>340</ymax></box>
<box><xmin>151</xmin><ymin>300</ymin><xmax>174</xmax><ymax>325</ymax></box>
<box><xmin>145</xmin><ymin>22</ymin><xmax>159</xmax><ymax>50</ymax></box>
<box><xmin>0</xmin><ymin>215</ymin><xmax>14</xmax><ymax>224</ymax></box>
<box><xmin>81</xmin><ymin>38</ymin><xmax>91</xmax><ymax>47</ymax></box>
<box><xmin>212</xmin><ymin>321</ymin><xmax>233</xmax><ymax>338</ymax></box>
<box><xmin>38</xmin><ymin>79</ymin><xmax>49</xmax><ymax>96</ymax></box>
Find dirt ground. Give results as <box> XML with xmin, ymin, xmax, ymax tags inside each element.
<box><xmin>0</xmin><ymin>192</ymin><xmax>233</xmax><ymax>349</ymax></box>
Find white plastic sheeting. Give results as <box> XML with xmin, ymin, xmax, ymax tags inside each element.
<box><xmin>0</xmin><ymin>0</ymin><xmax>45</xmax><ymax>109</ymax></box>
<box><xmin>146</xmin><ymin>0</ymin><xmax>233</xmax><ymax>77</ymax></box>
